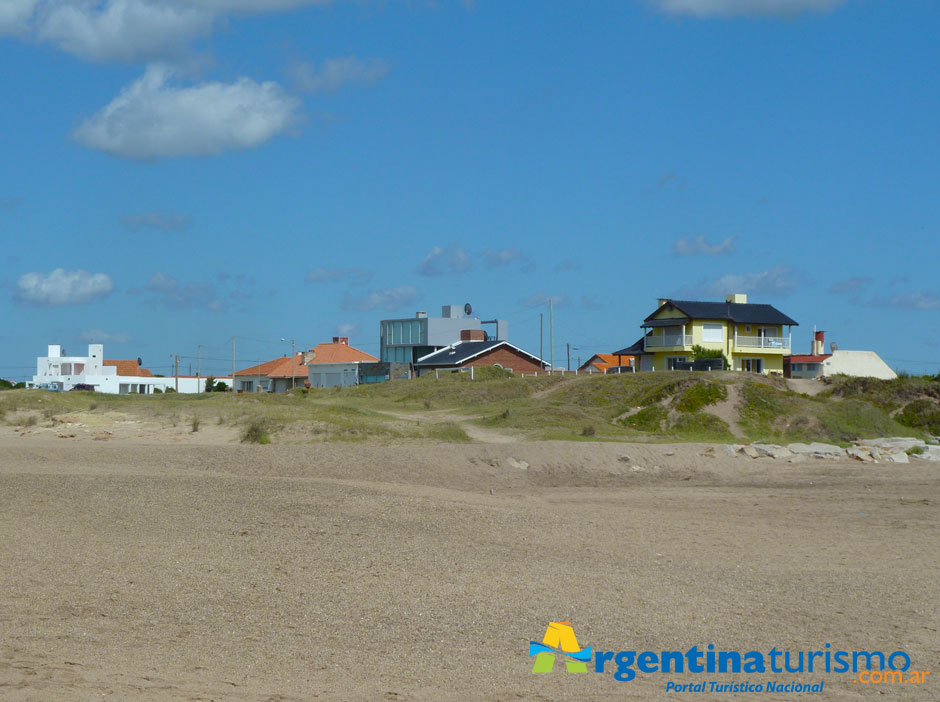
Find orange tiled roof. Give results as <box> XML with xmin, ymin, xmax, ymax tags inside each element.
<box><xmin>236</xmin><ymin>342</ymin><xmax>378</xmax><ymax>379</ymax></box>
<box><xmin>265</xmin><ymin>354</ymin><xmax>310</xmax><ymax>379</ymax></box>
<box><xmin>306</xmin><ymin>342</ymin><xmax>377</xmax><ymax>364</ymax></box>
<box><xmin>234</xmin><ymin>357</ymin><xmax>292</xmax><ymax>377</ymax></box>
<box><xmin>104</xmin><ymin>359</ymin><xmax>154</xmax><ymax>377</ymax></box>
<box><xmin>580</xmin><ymin>353</ymin><xmax>633</xmax><ymax>373</ymax></box>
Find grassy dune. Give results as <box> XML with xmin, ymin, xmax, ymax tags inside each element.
<box><xmin>2</xmin><ymin>371</ymin><xmax>937</xmax><ymax>445</ymax></box>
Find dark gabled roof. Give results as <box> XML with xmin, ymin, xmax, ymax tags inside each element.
<box><xmin>644</xmin><ymin>300</ymin><xmax>798</xmax><ymax>326</ymax></box>
<box><xmin>613</xmin><ymin>337</ymin><xmax>648</xmax><ymax>356</ymax></box>
<box><xmin>413</xmin><ymin>340</ymin><xmax>545</xmax><ymax>368</ymax></box>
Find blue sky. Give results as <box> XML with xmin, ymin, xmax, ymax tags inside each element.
<box><xmin>1</xmin><ymin>0</ymin><xmax>938</xmax><ymax>380</ymax></box>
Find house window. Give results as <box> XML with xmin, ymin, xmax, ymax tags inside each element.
<box><xmin>702</xmin><ymin>323</ymin><xmax>724</xmax><ymax>343</ymax></box>
<box><xmin>741</xmin><ymin>358</ymin><xmax>764</xmax><ymax>373</ymax></box>
<box><xmin>241</xmin><ymin>380</ymin><xmax>253</xmax><ymax>392</ymax></box>
<box><xmin>806</xmin><ymin>363</ymin><xmax>819</xmax><ymax>371</ymax></box>
<box><xmin>792</xmin><ymin>363</ymin><xmax>803</xmax><ymax>372</ymax></box>
<box><xmin>666</xmin><ymin>356</ymin><xmax>687</xmax><ymax>371</ymax></box>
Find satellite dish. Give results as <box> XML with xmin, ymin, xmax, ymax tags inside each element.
<box><xmin>464</xmin><ymin>303</ymin><xmax>472</xmax><ymax>316</ymax></box>
<box><xmin>137</xmin><ymin>357</ymin><xmax>143</xmax><ymax>367</ymax></box>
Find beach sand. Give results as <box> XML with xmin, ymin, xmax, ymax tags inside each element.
<box><xmin>1</xmin><ymin>427</ymin><xmax>937</xmax><ymax>700</ymax></box>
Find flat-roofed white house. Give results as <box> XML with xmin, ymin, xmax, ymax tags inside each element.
<box><xmin>29</xmin><ymin>344</ymin><xmax>231</xmax><ymax>394</ymax></box>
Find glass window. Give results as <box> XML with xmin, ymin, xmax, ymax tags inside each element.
<box><xmin>792</xmin><ymin>363</ymin><xmax>803</xmax><ymax>371</ymax></box>
<box><xmin>702</xmin><ymin>323</ymin><xmax>723</xmax><ymax>343</ymax></box>
<box><xmin>806</xmin><ymin>363</ymin><xmax>819</xmax><ymax>371</ymax></box>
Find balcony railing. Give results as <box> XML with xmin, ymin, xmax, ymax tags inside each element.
<box><xmin>735</xmin><ymin>335</ymin><xmax>790</xmax><ymax>350</ymax></box>
<box><xmin>645</xmin><ymin>334</ymin><xmax>693</xmax><ymax>349</ymax></box>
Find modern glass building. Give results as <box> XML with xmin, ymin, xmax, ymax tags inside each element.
<box><xmin>379</xmin><ymin>306</ymin><xmax>507</xmax><ymax>365</ymax></box>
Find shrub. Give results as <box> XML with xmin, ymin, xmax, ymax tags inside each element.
<box><xmin>0</xmin><ymin>379</ymin><xmax>13</xmax><ymax>390</ymax></box>
<box><xmin>623</xmin><ymin>404</ymin><xmax>667</xmax><ymax>432</ymax></box>
<box><xmin>240</xmin><ymin>418</ymin><xmax>272</xmax><ymax>444</ymax></box>
<box><xmin>671</xmin><ymin>412</ymin><xmax>734</xmax><ymax>440</ymax></box>
<box><xmin>152</xmin><ymin>388</ymin><xmax>163</xmax><ymax>394</ymax></box>
<box><xmin>204</xmin><ymin>377</ymin><xmax>216</xmax><ymax>393</ymax></box>
<box><xmin>581</xmin><ymin>425</ymin><xmax>596</xmax><ymax>437</ymax></box>
<box><xmin>907</xmin><ymin>445</ymin><xmax>926</xmax><ymax>456</ymax></box>
<box><xmin>675</xmin><ymin>382</ymin><xmax>727</xmax><ymax>413</ymax></box>
<box><xmin>191</xmin><ymin>416</ymin><xmax>201</xmax><ymax>433</ymax></box>
<box><xmin>897</xmin><ymin>400</ymin><xmax>940</xmax><ymax>435</ymax></box>
<box><xmin>165</xmin><ymin>387</ymin><xmax>177</xmax><ymax>393</ymax></box>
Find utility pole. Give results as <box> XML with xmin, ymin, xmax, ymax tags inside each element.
<box><xmin>232</xmin><ymin>336</ymin><xmax>236</xmax><ymax>392</ymax></box>
<box><xmin>282</xmin><ymin>338</ymin><xmax>295</xmax><ymax>391</ymax></box>
<box><xmin>549</xmin><ymin>298</ymin><xmax>554</xmax><ymax>374</ymax></box>
<box><xmin>174</xmin><ymin>355</ymin><xmax>179</xmax><ymax>392</ymax></box>
<box><xmin>539</xmin><ymin>313</ymin><xmax>544</xmax><ymax>375</ymax></box>
<box><xmin>197</xmin><ymin>344</ymin><xmax>201</xmax><ymax>392</ymax></box>
<box><xmin>567</xmin><ymin>343</ymin><xmax>570</xmax><ymax>371</ymax></box>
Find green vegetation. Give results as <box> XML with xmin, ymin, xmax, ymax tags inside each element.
<box><xmin>240</xmin><ymin>418</ymin><xmax>273</xmax><ymax>444</ymax></box>
<box><xmin>675</xmin><ymin>381</ymin><xmax>727</xmax><ymax>413</ymax></box>
<box><xmin>623</xmin><ymin>404</ymin><xmax>668</xmax><ymax>432</ymax></box>
<box><xmin>691</xmin><ymin>344</ymin><xmax>730</xmax><ymax>370</ymax></box>
<box><xmin>670</xmin><ymin>412</ymin><xmax>735</xmax><ymax>441</ymax></box>
<box><xmin>907</xmin><ymin>445</ymin><xmax>926</xmax><ymax>456</ymax></box>
<box><xmin>896</xmin><ymin>399</ymin><xmax>940</xmax><ymax>435</ymax></box>
<box><xmin>0</xmin><ymin>379</ymin><xmax>14</xmax><ymax>390</ymax></box>
<box><xmin>0</xmin><ymin>371</ymin><xmax>936</xmax><ymax>445</ymax></box>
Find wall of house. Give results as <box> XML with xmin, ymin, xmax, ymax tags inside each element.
<box><xmin>462</xmin><ymin>347</ymin><xmax>543</xmax><ymax>374</ymax></box>
<box><xmin>822</xmin><ymin>351</ymin><xmax>897</xmax><ymax>380</ymax></box>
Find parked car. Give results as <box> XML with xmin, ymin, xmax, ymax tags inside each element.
<box><xmin>69</xmin><ymin>384</ymin><xmax>95</xmax><ymax>392</ymax></box>
<box><xmin>34</xmin><ymin>383</ymin><xmax>62</xmax><ymax>392</ymax></box>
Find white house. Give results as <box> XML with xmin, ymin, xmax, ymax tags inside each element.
<box><xmin>29</xmin><ymin>344</ymin><xmax>231</xmax><ymax>394</ymax></box>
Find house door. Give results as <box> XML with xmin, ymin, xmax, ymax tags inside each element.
<box><xmin>741</xmin><ymin>358</ymin><xmax>763</xmax><ymax>373</ymax></box>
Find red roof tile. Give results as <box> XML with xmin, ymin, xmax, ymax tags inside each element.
<box><xmin>104</xmin><ymin>360</ymin><xmax>153</xmax><ymax>377</ymax></box>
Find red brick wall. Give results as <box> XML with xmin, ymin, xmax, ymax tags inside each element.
<box><xmin>463</xmin><ymin>346</ymin><xmax>543</xmax><ymax>374</ymax></box>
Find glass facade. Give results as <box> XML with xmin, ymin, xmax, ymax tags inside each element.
<box><xmin>380</xmin><ymin>319</ymin><xmax>428</xmax><ymax>364</ymax></box>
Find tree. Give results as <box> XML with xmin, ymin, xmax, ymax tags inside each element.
<box><xmin>204</xmin><ymin>376</ymin><xmax>216</xmax><ymax>392</ymax></box>
<box><xmin>691</xmin><ymin>344</ymin><xmax>730</xmax><ymax>370</ymax></box>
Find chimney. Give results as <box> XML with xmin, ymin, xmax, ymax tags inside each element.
<box><xmin>416</xmin><ymin>311</ymin><xmax>427</xmax><ymax>318</ymax></box>
<box><xmin>303</xmin><ymin>351</ymin><xmax>316</xmax><ymax>364</ymax></box>
<box><xmin>657</xmin><ymin>298</ymin><xmax>669</xmax><ymax>308</ymax></box>
<box><xmin>333</xmin><ymin>337</ymin><xmax>349</xmax><ymax>345</ymax></box>
<box><xmin>460</xmin><ymin>329</ymin><xmax>485</xmax><ymax>342</ymax></box>
<box><xmin>814</xmin><ymin>330</ymin><xmax>825</xmax><ymax>356</ymax></box>
<box><xmin>725</xmin><ymin>293</ymin><xmax>747</xmax><ymax>304</ymax></box>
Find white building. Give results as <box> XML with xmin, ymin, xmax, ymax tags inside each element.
<box><xmin>29</xmin><ymin>344</ymin><xmax>231</xmax><ymax>394</ymax></box>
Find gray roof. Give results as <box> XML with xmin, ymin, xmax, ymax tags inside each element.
<box><xmin>613</xmin><ymin>337</ymin><xmax>648</xmax><ymax>356</ymax></box>
<box><xmin>644</xmin><ymin>300</ymin><xmax>798</xmax><ymax>327</ymax></box>
<box><xmin>414</xmin><ymin>340</ymin><xmax>544</xmax><ymax>368</ymax></box>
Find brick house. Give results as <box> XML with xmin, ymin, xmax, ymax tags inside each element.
<box><xmin>412</xmin><ymin>330</ymin><xmax>546</xmax><ymax>376</ymax></box>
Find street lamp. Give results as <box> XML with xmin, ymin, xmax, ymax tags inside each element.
<box><xmin>281</xmin><ymin>338</ymin><xmax>295</xmax><ymax>391</ymax></box>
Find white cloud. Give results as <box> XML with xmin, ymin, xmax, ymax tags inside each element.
<box><xmin>290</xmin><ymin>56</ymin><xmax>389</xmax><ymax>94</ymax></box>
<box><xmin>15</xmin><ymin>268</ymin><xmax>114</xmax><ymax>306</ymax></box>
<box><xmin>121</xmin><ymin>210</ymin><xmax>190</xmax><ymax>232</ymax></box>
<box><xmin>79</xmin><ymin>329</ymin><xmax>132</xmax><ymax>343</ymax></box>
<box><xmin>672</xmin><ymin>234</ymin><xmax>736</xmax><ymax>256</ymax></box>
<box><xmin>5</xmin><ymin>0</ymin><xmax>333</xmax><ymax>61</ymax></box>
<box><xmin>876</xmin><ymin>291</ymin><xmax>940</xmax><ymax>311</ymax></box>
<box><xmin>336</xmin><ymin>322</ymin><xmax>359</xmax><ymax>337</ymax></box>
<box><xmin>37</xmin><ymin>0</ymin><xmax>213</xmax><ymax>63</ymax></box>
<box><xmin>342</xmin><ymin>286</ymin><xmax>419</xmax><ymax>312</ymax></box>
<box><xmin>73</xmin><ymin>64</ymin><xmax>302</xmax><ymax>159</ymax></box>
<box><xmin>417</xmin><ymin>245</ymin><xmax>473</xmax><ymax>276</ymax></box>
<box><xmin>0</xmin><ymin>0</ymin><xmax>40</xmax><ymax>35</ymax></box>
<box><xmin>650</xmin><ymin>0</ymin><xmax>846</xmax><ymax>18</ymax></box>
<box><xmin>146</xmin><ymin>271</ymin><xmax>178</xmax><ymax>292</ymax></box>
<box><xmin>829</xmin><ymin>276</ymin><xmax>872</xmax><ymax>295</ymax></box>
<box><xmin>305</xmin><ymin>267</ymin><xmax>373</xmax><ymax>285</ymax></box>
<box><xmin>681</xmin><ymin>263</ymin><xmax>798</xmax><ymax>298</ymax></box>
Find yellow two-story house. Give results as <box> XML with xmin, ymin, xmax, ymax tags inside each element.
<box><xmin>638</xmin><ymin>294</ymin><xmax>797</xmax><ymax>374</ymax></box>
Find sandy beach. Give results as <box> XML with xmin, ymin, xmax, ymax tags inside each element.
<box><xmin>1</xmin><ymin>423</ymin><xmax>937</xmax><ymax>701</ymax></box>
